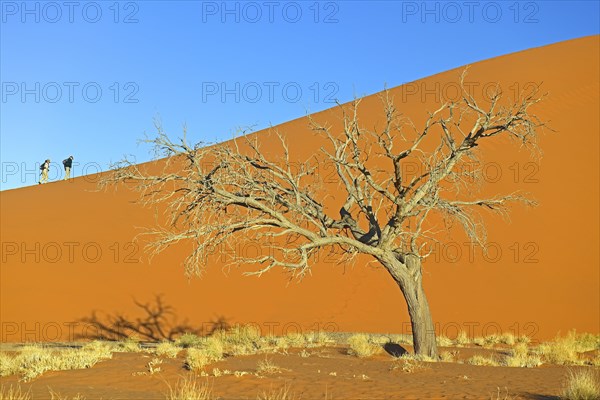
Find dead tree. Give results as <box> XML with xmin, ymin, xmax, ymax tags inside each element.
<box><xmin>102</xmin><ymin>71</ymin><xmax>546</xmax><ymax>357</ymax></box>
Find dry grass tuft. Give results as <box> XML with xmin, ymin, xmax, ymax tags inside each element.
<box><xmin>484</xmin><ymin>334</ymin><xmax>501</xmax><ymax>347</ymax></box>
<box><xmin>175</xmin><ymin>333</ymin><xmax>204</xmax><ymax>348</ymax></box>
<box><xmin>389</xmin><ymin>334</ymin><xmax>413</xmax><ymax>345</ymax></box>
<box><xmin>257</xmin><ymin>356</ymin><xmax>283</xmax><ymax>375</ymax></box>
<box><xmin>48</xmin><ymin>389</ymin><xmax>86</xmax><ymax>400</ymax></box>
<box><xmin>440</xmin><ymin>350</ymin><xmax>459</xmax><ymax>363</ymax></box>
<box><xmin>516</xmin><ymin>335</ymin><xmax>532</xmax><ymax>345</ymax></box>
<box><xmin>489</xmin><ymin>387</ymin><xmax>516</xmax><ymax>400</ymax></box>
<box><xmin>155</xmin><ymin>341</ymin><xmax>182</xmax><ymax>358</ymax></box>
<box><xmin>0</xmin><ymin>385</ymin><xmax>31</xmax><ymax>400</ymax></box>
<box><xmin>303</xmin><ymin>331</ymin><xmax>332</xmax><ymax>347</ymax></box>
<box><xmin>500</xmin><ymin>333</ymin><xmax>516</xmax><ymax>346</ymax></box>
<box><xmin>284</xmin><ymin>332</ymin><xmax>305</xmax><ymax>348</ymax></box>
<box><xmin>560</xmin><ymin>369</ymin><xmax>600</xmax><ymax>400</ymax></box>
<box><xmin>256</xmin><ymin>383</ymin><xmax>295</xmax><ymax>400</ymax></box>
<box><xmin>467</xmin><ymin>355</ymin><xmax>500</xmax><ymax>367</ymax></box>
<box><xmin>455</xmin><ymin>331</ymin><xmax>470</xmax><ymax>346</ymax></box>
<box><xmin>436</xmin><ymin>335</ymin><xmax>453</xmax><ymax>347</ymax></box>
<box><xmin>118</xmin><ymin>337</ymin><xmax>142</xmax><ymax>353</ymax></box>
<box><xmin>185</xmin><ymin>345</ymin><xmax>222</xmax><ymax>372</ymax></box>
<box><xmin>166</xmin><ymin>376</ymin><xmax>213</xmax><ymax>400</ymax></box>
<box><xmin>347</xmin><ymin>334</ymin><xmax>381</xmax><ymax>358</ymax></box>
<box><xmin>390</xmin><ymin>356</ymin><xmax>431</xmax><ymax>373</ymax></box>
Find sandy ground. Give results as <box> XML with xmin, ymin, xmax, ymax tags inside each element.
<box><xmin>2</xmin><ymin>343</ymin><xmax>597</xmax><ymax>399</ymax></box>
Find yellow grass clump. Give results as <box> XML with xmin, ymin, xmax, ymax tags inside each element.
<box><xmin>166</xmin><ymin>376</ymin><xmax>213</xmax><ymax>400</ymax></box>
<box><xmin>117</xmin><ymin>336</ymin><xmax>142</xmax><ymax>353</ymax></box>
<box><xmin>561</xmin><ymin>369</ymin><xmax>600</xmax><ymax>400</ymax></box>
<box><xmin>175</xmin><ymin>333</ymin><xmax>204</xmax><ymax>348</ymax></box>
<box><xmin>48</xmin><ymin>389</ymin><xmax>86</xmax><ymax>400</ymax></box>
<box><xmin>504</xmin><ymin>343</ymin><xmax>542</xmax><ymax>368</ymax></box>
<box><xmin>455</xmin><ymin>331</ymin><xmax>470</xmax><ymax>346</ymax></box>
<box><xmin>214</xmin><ymin>325</ymin><xmax>261</xmax><ymax>355</ymax></box>
<box><xmin>0</xmin><ymin>342</ymin><xmax>113</xmax><ymax>381</ymax></box>
<box><xmin>284</xmin><ymin>332</ymin><xmax>305</xmax><ymax>348</ymax></box>
<box><xmin>347</xmin><ymin>334</ymin><xmax>381</xmax><ymax>358</ymax></box>
<box><xmin>256</xmin><ymin>383</ymin><xmax>295</xmax><ymax>400</ymax></box>
<box><xmin>0</xmin><ymin>385</ymin><xmax>31</xmax><ymax>400</ymax></box>
<box><xmin>536</xmin><ymin>331</ymin><xmax>600</xmax><ymax>365</ymax></box>
<box><xmin>155</xmin><ymin>341</ymin><xmax>182</xmax><ymax>358</ymax></box>
<box><xmin>466</xmin><ymin>355</ymin><xmax>500</xmax><ymax>367</ymax></box>
<box><xmin>257</xmin><ymin>356</ymin><xmax>283</xmax><ymax>375</ymax></box>
<box><xmin>303</xmin><ymin>331</ymin><xmax>332</xmax><ymax>347</ymax></box>
<box><xmin>436</xmin><ymin>335</ymin><xmax>453</xmax><ymax>347</ymax></box>
<box><xmin>390</xmin><ymin>355</ymin><xmax>431</xmax><ymax>373</ymax></box>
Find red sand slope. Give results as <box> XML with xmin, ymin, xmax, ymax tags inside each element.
<box><xmin>1</xmin><ymin>36</ymin><xmax>598</xmax><ymax>343</ymax></box>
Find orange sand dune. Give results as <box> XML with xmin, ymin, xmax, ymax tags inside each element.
<box><xmin>1</xmin><ymin>36</ymin><xmax>598</xmax><ymax>343</ymax></box>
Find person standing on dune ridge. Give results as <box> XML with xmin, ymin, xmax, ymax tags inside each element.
<box><xmin>39</xmin><ymin>159</ymin><xmax>50</xmax><ymax>184</ymax></box>
<box><xmin>63</xmin><ymin>156</ymin><xmax>74</xmax><ymax>180</ymax></box>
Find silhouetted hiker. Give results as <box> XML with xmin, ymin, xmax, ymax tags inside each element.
<box><xmin>63</xmin><ymin>156</ymin><xmax>73</xmax><ymax>180</ymax></box>
<box><xmin>39</xmin><ymin>159</ymin><xmax>50</xmax><ymax>184</ymax></box>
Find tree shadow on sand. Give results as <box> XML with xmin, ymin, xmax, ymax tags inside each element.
<box><xmin>520</xmin><ymin>394</ymin><xmax>560</xmax><ymax>400</ymax></box>
<box><xmin>383</xmin><ymin>342</ymin><xmax>409</xmax><ymax>357</ymax></box>
<box><xmin>77</xmin><ymin>294</ymin><xmax>231</xmax><ymax>341</ymax></box>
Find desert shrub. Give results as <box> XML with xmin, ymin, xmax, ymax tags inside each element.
<box><xmin>466</xmin><ymin>355</ymin><xmax>500</xmax><ymax>367</ymax></box>
<box><xmin>347</xmin><ymin>334</ymin><xmax>381</xmax><ymax>358</ymax></box>
<box><xmin>166</xmin><ymin>376</ymin><xmax>213</xmax><ymax>400</ymax></box>
<box><xmin>473</xmin><ymin>337</ymin><xmax>486</xmax><ymax>347</ymax></box>
<box><xmin>155</xmin><ymin>341</ymin><xmax>181</xmax><ymax>358</ymax></box>
<box><xmin>561</xmin><ymin>369</ymin><xmax>600</xmax><ymax>400</ymax></box>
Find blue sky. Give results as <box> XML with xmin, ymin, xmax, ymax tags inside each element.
<box><xmin>1</xmin><ymin>1</ymin><xmax>598</xmax><ymax>190</ymax></box>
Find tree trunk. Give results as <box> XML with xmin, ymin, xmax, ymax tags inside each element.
<box><xmin>382</xmin><ymin>254</ymin><xmax>438</xmax><ymax>358</ymax></box>
<box><xmin>399</xmin><ymin>278</ymin><xmax>438</xmax><ymax>358</ymax></box>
